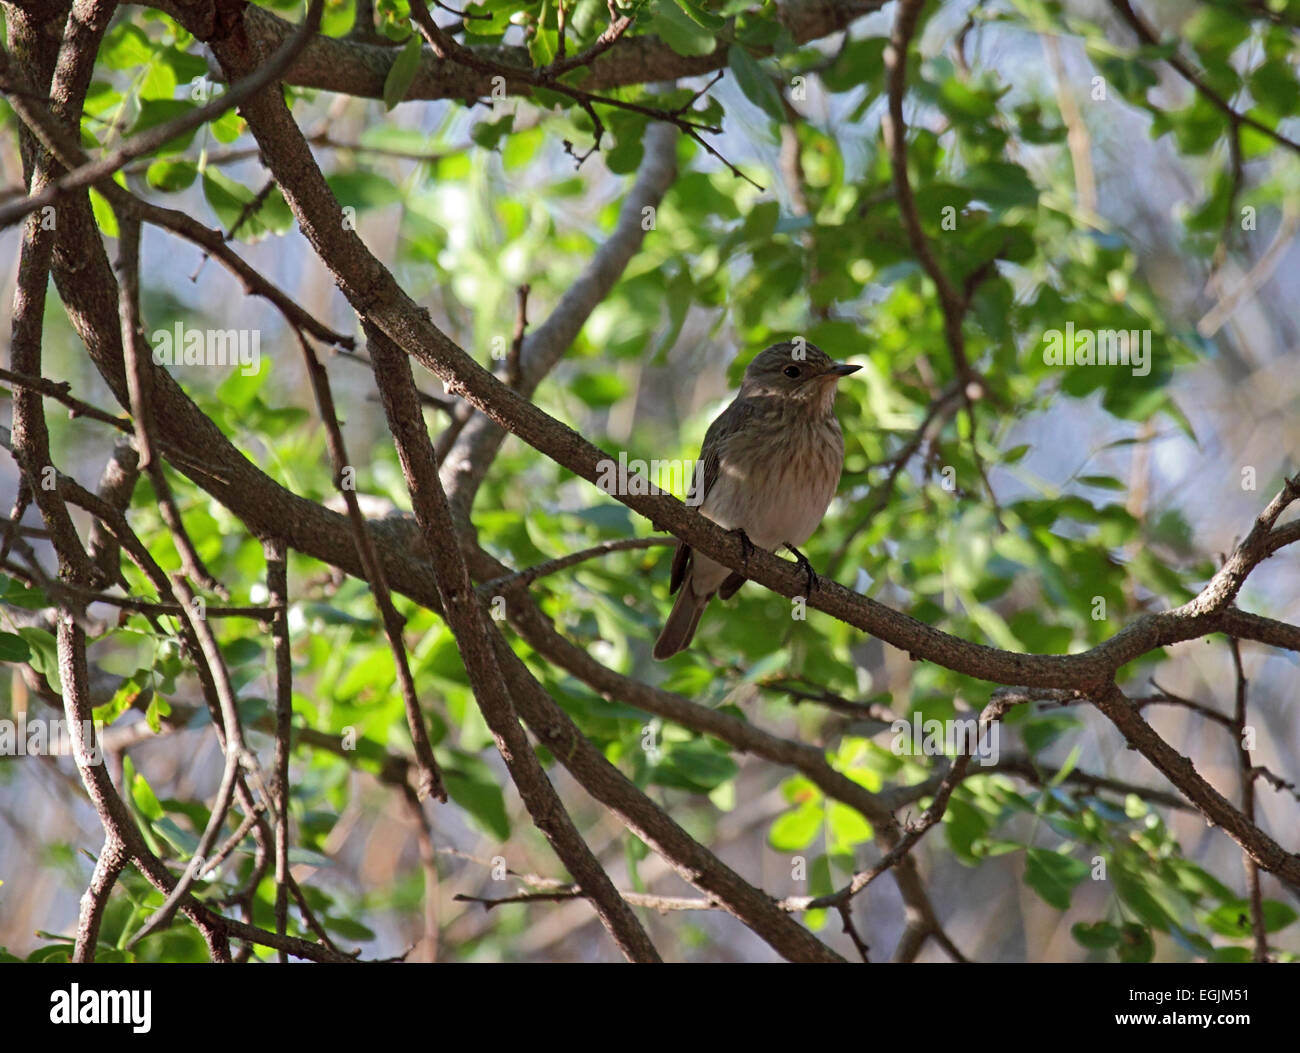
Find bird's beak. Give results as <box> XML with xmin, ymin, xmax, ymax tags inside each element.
<box><xmin>831</xmin><ymin>362</ymin><xmax>861</xmax><ymax>377</ymax></box>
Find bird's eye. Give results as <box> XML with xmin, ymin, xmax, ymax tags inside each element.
<box><xmin>783</xmin><ymin>365</ymin><xmax>801</xmax><ymax>378</ymax></box>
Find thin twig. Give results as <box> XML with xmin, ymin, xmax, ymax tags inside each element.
<box><xmin>1109</xmin><ymin>0</ymin><xmax>1300</xmax><ymax>154</ymax></box>
<box><xmin>505</xmin><ymin>283</ymin><xmax>530</xmax><ymax>388</ymax></box>
<box><xmin>113</xmin><ymin>211</ymin><xmax>226</xmax><ymax>595</ymax></box>
<box><xmin>787</xmin><ymin>695</ymin><xmax>1015</xmax><ymax>914</ymax></box>
<box><xmin>265</xmin><ymin>539</ymin><xmax>293</xmax><ymax>962</ymax></box>
<box><xmin>1140</xmin><ymin>680</ymin><xmax>1235</xmax><ymax>729</ymax></box>
<box><xmin>405</xmin><ymin>0</ymin><xmax>757</xmax><ymax>187</ymax></box>
<box><xmin>292</xmin><ymin>327</ymin><xmax>447</xmax><ymax>803</ymax></box>
<box><xmin>0</xmin><ymin>58</ymin><xmax>352</xmax><ymax>349</ymax></box>
<box><xmin>1229</xmin><ymin>638</ymin><xmax>1269</xmax><ymax>962</ymax></box>
<box><xmin>0</xmin><ymin>0</ymin><xmax>326</xmax><ymax>230</ymax></box>
<box><xmin>883</xmin><ymin>0</ymin><xmax>1002</xmax><ymax>515</ymax></box>
<box><xmin>475</xmin><ymin>537</ymin><xmax>672</xmax><ymax>595</ymax></box>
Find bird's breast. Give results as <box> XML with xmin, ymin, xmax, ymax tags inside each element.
<box><xmin>701</xmin><ymin>412</ymin><xmax>844</xmax><ymax>550</ymax></box>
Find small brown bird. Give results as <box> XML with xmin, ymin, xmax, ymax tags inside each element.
<box><xmin>653</xmin><ymin>342</ymin><xmax>860</xmax><ymax>660</ymax></box>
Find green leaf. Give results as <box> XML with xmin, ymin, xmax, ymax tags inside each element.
<box><xmin>826</xmin><ymin>801</ymin><xmax>873</xmax><ymax>850</ymax></box>
<box><xmin>675</xmin><ymin>0</ymin><xmax>726</xmax><ymax>31</ymax></box>
<box><xmin>605</xmin><ymin>131</ymin><xmax>645</xmax><ymax>174</ymax></box>
<box><xmin>157</xmin><ymin>46</ymin><xmax>209</xmax><ymax>86</ymax></box>
<box><xmin>470</xmin><ymin>113</ymin><xmax>514</xmax><ymax>151</ymax></box>
<box><xmin>1183</xmin><ymin>7</ymin><xmax>1251</xmax><ymax>60</ymax></box>
<box><xmin>131</xmin><ymin>773</ymin><xmax>165</xmax><ymax>821</ymax></box>
<box><xmin>145</xmin><ymin>158</ymin><xmax>198</xmax><ymax>192</ymax></box>
<box><xmin>325</xmin><ymin>170</ymin><xmax>403</xmax><ymax>211</ymax></box>
<box><xmin>0</xmin><ymin>576</ymin><xmax>47</xmax><ymax>609</ymax></box>
<box><xmin>728</xmin><ymin>44</ymin><xmax>786</xmax><ymax>124</ymax></box>
<box><xmin>1071</xmin><ymin>921</ymin><xmax>1121</xmax><ymax>949</ymax></box>
<box><xmin>1023</xmin><ymin>847</ymin><xmax>1089</xmax><ymax>910</ymax></box>
<box><xmin>1212</xmin><ymin>945</ymin><xmax>1253</xmax><ymax>963</ymax></box>
<box><xmin>769</xmin><ymin>803</ymin><xmax>822</xmax><ymax>851</ymax></box>
<box><xmin>222</xmin><ymin>637</ymin><xmax>263</xmax><ymax>666</ymax></box>
<box><xmin>1204</xmin><ymin>900</ymin><xmax>1298</xmax><ymax>938</ymax></box>
<box><xmin>1114</xmin><ymin>870</ymin><xmax>1174</xmax><ymax>932</ymax></box>
<box><xmin>96</xmin><ymin>675</ymin><xmax>144</xmax><ymax>726</ymax></box>
<box><xmin>571</xmin><ymin>372</ymin><xmax>628</xmax><ymax>408</ymax></box>
<box><xmin>153</xmin><ymin>817</ymin><xmax>200</xmax><ymax>857</ymax></box>
<box><xmin>88</xmin><ymin>186</ymin><xmax>118</xmax><ymax>239</ymax></box>
<box><xmin>444</xmin><ymin>771</ymin><xmax>510</xmax><ymax>841</ymax></box>
<box><xmin>102</xmin><ymin>23</ymin><xmax>154</xmax><ymax>70</ymax></box>
<box><xmin>821</xmin><ymin>38</ymin><xmax>887</xmax><ymax>94</ymax></box>
<box><xmin>26</xmin><ymin>944</ymin><xmax>71</xmax><ymax>963</ymax></box>
<box><xmin>129</xmin><ymin>98</ymin><xmax>198</xmax><ymax>154</ymax></box>
<box><xmin>383</xmin><ymin>35</ymin><xmax>423</xmax><ymax>111</ymax></box>
<box><xmin>1117</xmin><ymin>922</ymin><xmax>1155</xmax><ymax>963</ymax></box>
<box><xmin>943</xmin><ymin>795</ymin><xmax>989</xmax><ymax>864</ymax></box>
<box><xmin>144</xmin><ymin>694</ymin><xmax>172</xmax><ymax>734</ymax></box>
<box><xmin>1249</xmin><ymin>58</ymin><xmax>1300</xmax><ymax>119</ymax></box>
<box><xmin>215</xmin><ymin>357</ymin><xmax>267</xmax><ymax>409</ymax></box>
<box><xmin>202</xmin><ymin>170</ymin><xmax>259</xmax><ymax>234</ymax></box>
<box><xmin>322</xmin><ymin>915</ymin><xmax>375</xmax><ymax>941</ymax></box>
<box><xmin>528</xmin><ymin>0</ymin><xmax>558</xmax><ymax>65</ymax></box>
<box><xmin>0</xmin><ymin>631</ymin><xmax>31</xmax><ymax>662</ymax></box>
<box><xmin>17</xmin><ymin>627</ymin><xmax>59</xmax><ymax>690</ymax></box>
<box><xmin>963</xmin><ymin>161</ymin><xmax>1039</xmax><ymax>210</ymax></box>
<box><xmin>1170</xmin><ymin>860</ymin><xmax>1235</xmax><ymax>902</ymax></box>
<box><xmin>209</xmin><ymin>107</ymin><xmax>243</xmax><ymax>144</ymax></box>
<box><xmin>651</xmin><ymin>0</ymin><xmax>717</xmax><ymax>58</ymax></box>
<box><xmin>1077</xmin><ymin>474</ymin><xmax>1127</xmax><ymax>491</ymax></box>
<box><xmin>652</xmin><ymin>739</ymin><xmax>739</xmax><ymax>793</ymax></box>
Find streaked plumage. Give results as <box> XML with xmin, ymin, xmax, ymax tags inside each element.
<box><xmin>653</xmin><ymin>342</ymin><xmax>859</xmax><ymax>659</ymax></box>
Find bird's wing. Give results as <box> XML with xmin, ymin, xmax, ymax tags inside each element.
<box><xmin>668</xmin><ymin>537</ymin><xmax>691</xmax><ymax>594</ymax></box>
<box><xmin>670</xmin><ymin>398</ymin><xmax>748</xmax><ymax>594</ymax></box>
<box><xmin>688</xmin><ymin>423</ymin><xmax>722</xmax><ymax>507</ymax></box>
<box><xmin>692</xmin><ymin>396</ymin><xmax>755</xmax><ymax>506</ymax></box>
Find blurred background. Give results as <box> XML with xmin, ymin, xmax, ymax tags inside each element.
<box><xmin>1</xmin><ymin>0</ymin><xmax>1297</xmax><ymax>960</ymax></box>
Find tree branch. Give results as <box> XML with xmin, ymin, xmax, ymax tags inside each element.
<box><xmin>144</xmin><ymin>0</ymin><xmax>887</xmax><ymax>105</ymax></box>
<box><xmin>366</xmin><ymin>325</ymin><xmax>662</xmax><ymax>962</ymax></box>
<box><xmin>265</xmin><ymin>538</ymin><xmax>294</xmax><ymax>962</ymax></box>
<box><xmin>0</xmin><ymin>0</ymin><xmax>325</xmax><ymax>230</ymax></box>
<box><xmin>1108</xmin><ymin>0</ymin><xmax>1300</xmax><ymax>155</ymax></box>
<box><xmin>73</xmin><ymin>835</ymin><xmax>127</xmax><ymax>962</ymax></box>
<box><xmin>1229</xmin><ymin>638</ymin><xmax>1270</xmax><ymax>961</ymax></box>
<box><xmin>440</xmin><ymin>120</ymin><xmax>680</xmax><ymax>521</ymax></box>
<box><xmin>292</xmin><ymin>327</ymin><xmax>447</xmax><ymax>803</ymax></box>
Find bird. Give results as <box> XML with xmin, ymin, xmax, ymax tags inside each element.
<box><xmin>653</xmin><ymin>341</ymin><xmax>860</xmax><ymax>660</ymax></box>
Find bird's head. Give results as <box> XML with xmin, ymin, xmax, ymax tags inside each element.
<box><xmin>739</xmin><ymin>341</ymin><xmax>861</xmax><ymax>407</ymax></box>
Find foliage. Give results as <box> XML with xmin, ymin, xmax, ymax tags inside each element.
<box><xmin>2</xmin><ymin>0</ymin><xmax>1298</xmax><ymax>962</ymax></box>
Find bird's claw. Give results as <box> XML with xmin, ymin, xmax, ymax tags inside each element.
<box><xmin>783</xmin><ymin>542</ymin><xmax>818</xmax><ymax>596</ymax></box>
<box><xmin>729</xmin><ymin>527</ymin><xmax>755</xmax><ymax>565</ymax></box>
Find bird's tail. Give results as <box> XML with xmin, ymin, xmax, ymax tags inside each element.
<box><xmin>653</xmin><ymin>580</ymin><xmax>709</xmax><ymax>660</ymax></box>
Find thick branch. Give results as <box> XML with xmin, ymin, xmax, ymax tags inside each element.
<box><xmin>145</xmin><ymin>0</ymin><xmax>886</xmax><ymax>104</ymax></box>
<box><xmin>1090</xmin><ymin>682</ymin><xmax>1300</xmax><ymax>887</ymax></box>
<box><xmin>73</xmin><ymin>835</ymin><xmax>127</xmax><ymax>962</ymax></box>
<box><xmin>366</xmin><ymin>326</ymin><xmax>661</xmax><ymax>963</ymax></box>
